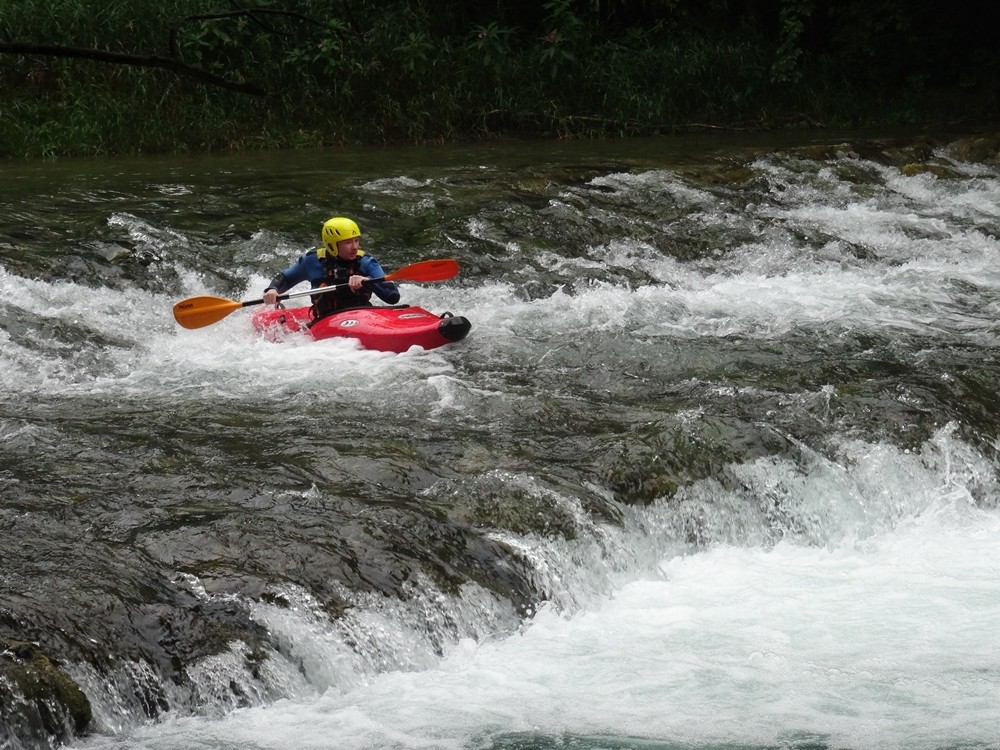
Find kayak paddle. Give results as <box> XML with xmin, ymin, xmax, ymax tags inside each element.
<box><xmin>172</xmin><ymin>258</ymin><xmax>459</xmax><ymax>330</ymax></box>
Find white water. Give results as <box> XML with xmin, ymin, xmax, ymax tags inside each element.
<box><xmin>5</xmin><ymin>150</ymin><xmax>1000</xmax><ymax>404</ymax></box>
<box><xmin>75</xmin><ymin>429</ymin><xmax>1000</xmax><ymax>749</ymax></box>
<box><xmin>4</xmin><ymin>145</ymin><xmax>999</xmax><ymax>750</ymax></box>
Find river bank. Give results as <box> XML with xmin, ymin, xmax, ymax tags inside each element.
<box><xmin>4</xmin><ymin>1</ymin><xmax>999</xmax><ymax>159</ymax></box>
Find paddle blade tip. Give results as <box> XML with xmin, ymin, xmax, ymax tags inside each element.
<box><xmin>172</xmin><ymin>296</ymin><xmax>242</xmax><ymax>330</ymax></box>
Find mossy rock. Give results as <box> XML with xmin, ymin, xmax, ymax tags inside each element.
<box><xmin>899</xmin><ymin>162</ymin><xmax>962</xmax><ymax>178</ymax></box>
<box><xmin>0</xmin><ymin>639</ymin><xmax>92</xmax><ymax>739</ymax></box>
<box><xmin>949</xmin><ymin>132</ymin><xmax>1000</xmax><ymax>163</ymax></box>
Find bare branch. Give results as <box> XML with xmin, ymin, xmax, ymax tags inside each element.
<box><xmin>0</xmin><ymin>42</ymin><xmax>266</xmax><ymax>96</ymax></box>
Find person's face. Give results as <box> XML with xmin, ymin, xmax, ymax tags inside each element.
<box><xmin>336</xmin><ymin>236</ymin><xmax>360</xmax><ymax>260</ymax></box>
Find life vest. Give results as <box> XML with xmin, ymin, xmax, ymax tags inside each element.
<box><xmin>311</xmin><ymin>250</ymin><xmax>373</xmax><ymax>319</ymax></box>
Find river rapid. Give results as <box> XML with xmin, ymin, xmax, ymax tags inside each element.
<box><xmin>1</xmin><ymin>131</ymin><xmax>999</xmax><ymax>750</ymax></box>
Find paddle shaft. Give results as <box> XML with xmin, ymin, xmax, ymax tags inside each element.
<box><xmin>172</xmin><ymin>258</ymin><xmax>459</xmax><ymax>330</ymax></box>
<box><xmin>249</xmin><ymin>276</ymin><xmax>388</xmax><ymax>309</ymax></box>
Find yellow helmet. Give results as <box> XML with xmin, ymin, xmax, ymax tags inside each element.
<box><xmin>321</xmin><ymin>217</ymin><xmax>361</xmax><ymax>255</ymax></box>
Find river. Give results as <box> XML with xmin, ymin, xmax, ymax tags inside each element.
<box><xmin>1</xmin><ymin>131</ymin><xmax>998</xmax><ymax>750</ymax></box>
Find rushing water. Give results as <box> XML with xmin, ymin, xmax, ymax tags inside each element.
<box><xmin>1</xmin><ymin>131</ymin><xmax>999</xmax><ymax>750</ymax></box>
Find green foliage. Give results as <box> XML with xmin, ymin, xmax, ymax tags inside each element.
<box><xmin>771</xmin><ymin>0</ymin><xmax>811</xmax><ymax>84</ymax></box>
<box><xmin>468</xmin><ymin>22</ymin><xmax>515</xmax><ymax>78</ymax></box>
<box><xmin>394</xmin><ymin>30</ymin><xmax>435</xmax><ymax>74</ymax></box>
<box><xmin>0</xmin><ymin>0</ymin><xmax>997</xmax><ymax>157</ymax></box>
<box><xmin>535</xmin><ymin>0</ymin><xmax>584</xmax><ymax>80</ymax></box>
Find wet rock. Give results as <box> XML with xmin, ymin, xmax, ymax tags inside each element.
<box><xmin>784</xmin><ymin>138</ymin><xmax>943</xmax><ymax>168</ymax></box>
<box><xmin>0</xmin><ymin>638</ymin><xmax>92</xmax><ymax>746</ymax></box>
<box><xmin>676</xmin><ymin>162</ymin><xmax>756</xmax><ymax>186</ymax></box>
<box><xmin>899</xmin><ymin>162</ymin><xmax>962</xmax><ymax>178</ymax></box>
<box><xmin>949</xmin><ymin>132</ymin><xmax>1000</xmax><ymax>163</ymax></box>
<box><xmin>786</xmin><ymin>143</ymin><xmax>854</xmax><ymax>161</ymax></box>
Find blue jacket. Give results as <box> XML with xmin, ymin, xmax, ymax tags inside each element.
<box><xmin>266</xmin><ymin>249</ymin><xmax>400</xmax><ymax>313</ymax></box>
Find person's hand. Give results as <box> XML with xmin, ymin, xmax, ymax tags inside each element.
<box><xmin>348</xmin><ymin>275</ymin><xmax>369</xmax><ymax>292</ymax></box>
<box><xmin>263</xmin><ymin>289</ymin><xmax>278</xmax><ymax>306</ymax></box>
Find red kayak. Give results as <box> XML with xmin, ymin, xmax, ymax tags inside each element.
<box><xmin>251</xmin><ymin>304</ymin><xmax>471</xmax><ymax>353</ymax></box>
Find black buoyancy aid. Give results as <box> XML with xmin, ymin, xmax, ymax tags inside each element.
<box><xmin>311</xmin><ymin>251</ymin><xmax>373</xmax><ymax>319</ymax></box>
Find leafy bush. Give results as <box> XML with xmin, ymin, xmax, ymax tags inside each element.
<box><xmin>1</xmin><ymin>0</ymin><xmax>997</xmax><ymax>156</ymax></box>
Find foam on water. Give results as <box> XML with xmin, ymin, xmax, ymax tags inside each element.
<box><xmin>4</xmin><ymin>149</ymin><xmax>998</xmax><ymax>404</ymax></box>
<box><xmin>73</xmin><ymin>425</ymin><xmax>1000</xmax><ymax>750</ymax></box>
<box><xmin>6</xmin><ymin>146</ymin><xmax>999</xmax><ymax>750</ymax></box>
<box><xmin>0</xmin><ymin>266</ymin><xmax>466</xmax><ymax>404</ymax></box>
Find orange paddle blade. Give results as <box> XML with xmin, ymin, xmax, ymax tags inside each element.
<box><xmin>385</xmin><ymin>258</ymin><xmax>459</xmax><ymax>283</ymax></box>
<box><xmin>173</xmin><ymin>296</ymin><xmax>244</xmax><ymax>330</ymax></box>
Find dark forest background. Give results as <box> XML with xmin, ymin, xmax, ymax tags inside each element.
<box><xmin>1</xmin><ymin>0</ymin><xmax>998</xmax><ymax>157</ymax></box>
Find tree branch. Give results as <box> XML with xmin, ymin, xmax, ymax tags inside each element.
<box><xmin>0</xmin><ymin>42</ymin><xmax>266</xmax><ymax>96</ymax></box>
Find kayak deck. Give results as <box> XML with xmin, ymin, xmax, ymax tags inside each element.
<box><xmin>251</xmin><ymin>304</ymin><xmax>471</xmax><ymax>353</ymax></box>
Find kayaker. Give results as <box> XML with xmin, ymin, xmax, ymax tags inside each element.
<box><xmin>261</xmin><ymin>217</ymin><xmax>400</xmax><ymax>318</ymax></box>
